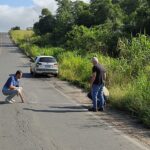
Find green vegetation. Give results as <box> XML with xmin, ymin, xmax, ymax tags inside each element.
<box><xmin>11</xmin><ymin>26</ymin><xmax>21</xmax><ymax>30</ymax></box>
<box><xmin>10</xmin><ymin>0</ymin><xmax>150</xmax><ymax>127</ymax></box>
<box><xmin>10</xmin><ymin>30</ymin><xmax>34</xmax><ymax>44</ymax></box>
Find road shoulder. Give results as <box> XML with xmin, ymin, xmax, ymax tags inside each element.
<box><xmin>52</xmin><ymin>78</ymin><xmax>150</xmax><ymax>148</ymax></box>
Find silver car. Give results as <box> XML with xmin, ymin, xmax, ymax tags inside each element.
<box><xmin>30</xmin><ymin>56</ymin><xmax>58</xmax><ymax>77</ymax></box>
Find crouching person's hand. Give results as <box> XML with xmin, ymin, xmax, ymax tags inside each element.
<box><xmin>17</xmin><ymin>87</ymin><xmax>24</xmax><ymax>103</ymax></box>
<box><xmin>17</xmin><ymin>87</ymin><xmax>23</xmax><ymax>94</ymax></box>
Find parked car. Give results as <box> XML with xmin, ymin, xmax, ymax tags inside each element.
<box><xmin>30</xmin><ymin>56</ymin><xmax>58</xmax><ymax>77</ymax></box>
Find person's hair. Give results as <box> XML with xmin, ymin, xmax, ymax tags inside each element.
<box><xmin>15</xmin><ymin>70</ymin><xmax>22</xmax><ymax>75</ymax></box>
<box><xmin>92</xmin><ymin>57</ymin><xmax>99</xmax><ymax>63</ymax></box>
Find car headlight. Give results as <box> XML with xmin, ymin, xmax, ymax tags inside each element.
<box><xmin>36</xmin><ymin>62</ymin><xmax>42</xmax><ymax>67</ymax></box>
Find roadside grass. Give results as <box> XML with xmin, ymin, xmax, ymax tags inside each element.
<box><xmin>10</xmin><ymin>30</ymin><xmax>34</xmax><ymax>44</ymax></box>
<box><xmin>10</xmin><ymin>30</ymin><xmax>150</xmax><ymax>127</ymax></box>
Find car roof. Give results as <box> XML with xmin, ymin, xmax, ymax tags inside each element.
<box><xmin>36</xmin><ymin>56</ymin><xmax>55</xmax><ymax>58</ymax></box>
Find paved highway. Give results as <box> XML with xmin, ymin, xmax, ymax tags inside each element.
<box><xmin>0</xmin><ymin>33</ymin><xmax>148</xmax><ymax>150</ymax></box>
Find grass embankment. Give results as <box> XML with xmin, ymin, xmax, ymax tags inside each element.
<box><xmin>10</xmin><ymin>30</ymin><xmax>150</xmax><ymax>127</ymax></box>
<box><xmin>10</xmin><ymin>30</ymin><xmax>34</xmax><ymax>44</ymax></box>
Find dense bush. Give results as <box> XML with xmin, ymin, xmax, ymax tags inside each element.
<box><xmin>66</xmin><ymin>23</ymin><xmax>122</xmax><ymax>57</ymax></box>
<box><xmin>118</xmin><ymin>34</ymin><xmax>150</xmax><ymax>76</ymax></box>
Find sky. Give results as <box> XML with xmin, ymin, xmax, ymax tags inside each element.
<box><xmin>0</xmin><ymin>0</ymin><xmax>89</xmax><ymax>32</ymax></box>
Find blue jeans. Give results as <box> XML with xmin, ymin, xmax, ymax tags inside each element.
<box><xmin>92</xmin><ymin>84</ymin><xmax>105</xmax><ymax>109</ymax></box>
<box><xmin>2</xmin><ymin>88</ymin><xmax>18</xmax><ymax>101</ymax></box>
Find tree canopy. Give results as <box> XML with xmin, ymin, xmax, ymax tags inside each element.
<box><xmin>33</xmin><ymin>0</ymin><xmax>150</xmax><ymax>57</ymax></box>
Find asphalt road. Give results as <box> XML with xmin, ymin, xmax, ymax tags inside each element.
<box><xmin>0</xmin><ymin>33</ymin><xmax>148</xmax><ymax>150</ymax></box>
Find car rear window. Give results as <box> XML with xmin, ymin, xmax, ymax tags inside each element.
<box><xmin>39</xmin><ymin>57</ymin><xmax>56</xmax><ymax>63</ymax></box>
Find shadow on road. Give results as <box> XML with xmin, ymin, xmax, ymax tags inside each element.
<box><xmin>0</xmin><ymin>43</ymin><xmax>17</xmax><ymax>48</ymax></box>
<box><xmin>9</xmin><ymin>49</ymin><xmax>22</xmax><ymax>53</ymax></box>
<box><xmin>7</xmin><ymin>73</ymin><xmax>31</xmax><ymax>78</ymax></box>
<box><xmin>9</xmin><ymin>72</ymin><xmax>53</xmax><ymax>79</ymax></box>
<box><xmin>50</xmin><ymin>105</ymin><xmax>89</xmax><ymax>110</ymax></box>
<box><xmin>17</xmin><ymin>63</ymin><xmax>31</xmax><ymax>68</ymax></box>
<box><xmin>0</xmin><ymin>101</ymin><xmax>7</xmax><ymax>105</ymax></box>
<box><xmin>23</xmin><ymin>106</ymin><xmax>88</xmax><ymax>113</ymax></box>
<box><xmin>22</xmin><ymin>73</ymin><xmax>32</xmax><ymax>78</ymax></box>
<box><xmin>9</xmin><ymin>73</ymin><xmax>32</xmax><ymax>79</ymax></box>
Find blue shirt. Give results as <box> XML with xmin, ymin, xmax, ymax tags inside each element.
<box><xmin>3</xmin><ymin>76</ymin><xmax>19</xmax><ymax>90</ymax></box>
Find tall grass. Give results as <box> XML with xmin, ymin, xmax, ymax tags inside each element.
<box><xmin>112</xmin><ymin>73</ymin><xmax>150</xmax><ymax>126</ymax></box>
<box><xmin>10</xmin><ymin>30</ymin><xmax>34</xmax><ymax>44</ymax></box>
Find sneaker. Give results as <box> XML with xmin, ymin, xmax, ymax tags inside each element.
<box><xmin>98</xmin><ymin>107</ymin><xmax>104</xmax><ymax>111</ymax></box>
<box><xmin>11</xmin><ymin>99</ymin><xmax>16</xmax><ymax>102</ymax></box>
<box><xmin>5</xmin><ymin>97</ymin><xmax>13</xmax><ymax>104</ymax></box>
<box><xmin>5</xmin><ymin>100</ymin><xmax>13</xmax><ymax>104</ymax></box>
<box><xmin>88</xmin><ymin>107</ymin><xmax>98</xmax><ymax>112</ymax></box>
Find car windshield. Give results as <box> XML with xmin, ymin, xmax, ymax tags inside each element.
<box><xmin>39</xmin><ymin>57</ymin><xmax>56</xmax><ymax>63</ymax></box>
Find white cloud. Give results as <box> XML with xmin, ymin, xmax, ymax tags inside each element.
<box><xmin>32</xmin><ymin>0</ymin><xmax>57</xmax><ymax>13</ymax></box>
<box><xmin>0</xmin><ymin>0</ymin><xmax>90</xmax><ymax>32</ymax></box>
<box><xmin>0</xmin><ymin>5</ymin><xmax>39</xmax><ymax>32</ymax></box>
<box><xmin>32</xmin><ymin>0</ymin><xmax>90</xmax><ymax>14</ymax></box>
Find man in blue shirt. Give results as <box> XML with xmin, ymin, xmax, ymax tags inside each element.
<box><xmin>2</xmin><ymin>70</ymin><xmax>24</xmax><ymax>103</ymax></box>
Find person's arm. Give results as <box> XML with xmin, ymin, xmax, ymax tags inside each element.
<box><xmin>19</xmin><ymin>92</ymin><xmax>24</xmax><ymax>103</ymax></box>
<box><xmin>17</xmin><ymin>87</ymin><xmax>24</xmax><ymax>103</ymax></box>
<box><xmin>9</xmin><ymin>85</ymin><xmax>17</xmax><ymax>90</ymax></box>
<box><xmin>90</xmin><ymin>72</ymin><xmax>96</xmax><ymax>89</ymax></box>
<box><xmin>8</xmin><ymin>76</ymin><xmax>18</xmax><ymax>90</ymax></box>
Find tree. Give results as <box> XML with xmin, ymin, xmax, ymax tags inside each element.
<box><xmin>54</xmin><ymin>0</ymin><xmax>75</xmax><ymax>45</ymax></box>
<box><xmin>122</xmin><ymin>0</ymin><xmax>150</xmax><ymax>35</ymax></box>
<box><xmin>41</xmin><ymin>8</ymin><xmax>51</xmax><ymax>17</ymax></box>
<box><xmin>134</xmin><ymin>3</ymin><xmax>150</xmax><ymax>34</ymax></box>
<box><xmin>38</xmin><ymin>15</ymin><xmax>55</xmax><ymax>35</ymax></box>
<box><xmin>33</xmin><ymin>8</ymin><xmax>55</xmax><ymax>35</ymax></box>
<box><xmin>11</xmin><ymin>26</ymin><xmax>20</xmax><ymax>30</ymax></box>
<box><xmin>120</xmin><ymin>0</ymin><xmax>139</xmax><ymax>15</ymax></box>
<box><xmin>90</xmin><ymin>0</ymin><xmax>124</xmax><ymax>26</ymax></box>
<box><xmin>90</xmin><ymin>0</ymin><xmax>110</xmax><ymax>25</ymax></box>
<box><xmin>33</xmin><ymin>22</ymin><xmax>40</xmax><ymax>35</ymax></box>
<box><xmin>72</xmin><ymin>1</ymin><xmax>93</xmax><ymax>27</ymax></box>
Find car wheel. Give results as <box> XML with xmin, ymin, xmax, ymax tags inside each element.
<box><xmin>54</xmin><ymin>74</ymin><xmax>58</xmax><ymax>77</ymax></box>
<box><xmin>32</xmin><ymin>69</ymin><xmax>37</xmax><ymax>77</ymax></box>
<box><xmin>30</xmin><ymin>68</ymin><xmax>33</xmax><ymax>74</ymax></box>
<box><xmin>33</xmin><ymin>72</ymin><xmax>37</xmax><ymax>77</ymax></box>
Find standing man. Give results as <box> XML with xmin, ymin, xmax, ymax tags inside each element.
<box><xmin>2</xmin><ymin>70</ymin><xmax>24</xmax><ymax>103</ymax></box>
<box><xmin>89</xmin><ymin>57</ymin><xmax>106</xmax><ymax>112</ymax></box>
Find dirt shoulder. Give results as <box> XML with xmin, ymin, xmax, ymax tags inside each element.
<box><xmin>53</xmin><ymin>79</ymin><xmax>150</xmax><ymax>148</ymax></box>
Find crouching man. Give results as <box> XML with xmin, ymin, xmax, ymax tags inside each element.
<box><xmin>2</xmin><ymin>70</ymin><xmax>24</xmax><ymax>103</ymax></box>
